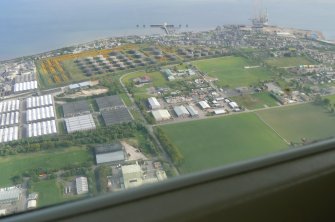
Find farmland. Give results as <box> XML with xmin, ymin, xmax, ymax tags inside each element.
<box><xmin>192</xmin><ymin>56</ymin><xmax>274</xmax><ymax>88</ymax></box>
<box><xmin>160</xmin><ymin>113</ymin><xmax>288</xmax><ymax>173</ymax></box>
<box><xmin>257</xmin><ymin>103</ymin><xmax>335</xmax><ymax>143</ymax></box>
<box><xmin>233</xmin><ymin>92</ymin><xmax>279</xmax><ymax>110</ymax></box>
<box><xmin>265</xmin><ymin>56</ymin><xmax>316</xmax><ymax>68</ymax></box>
<box><xmin>0</xmin><ymin>147</ymin><xmax>92</xmax><ymax>187</ymax></box>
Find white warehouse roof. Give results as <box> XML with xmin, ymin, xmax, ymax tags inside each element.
<box><xmin>148</xmin><ymin>97</ymin><xmax>161</xmax><ymax>109</ymax></box>
<box><xmin>229</xmin><ymin>102</ymin><xmax>239</xmax><ymax>109</ymax></box>
<box><xmin>174</xmin><ymin>106</ymin><xmax>189</xmax><ymax>117</ymax></box>
<box><xmin>213</xmin><ymin>109</ymin><xmax>227</xmax><ymax>115</ymax></box>
<box><xmin>198</xmin><ymin>101</ymin><xmax>210</xmax><ymax>109</ymax></box>
<box><xmin>65</xmin><ymin>114</ymin><xmax>96</xmax><ymax>133</ymax></box>
<box><xmin>186</xmin><ymin>105</ymin><xmax>199</xmax><ymax>117</ymax></box>
<box><xmin>76</xmin><ymin>177</ymin><xmax>88</xmax><ymax>195</ymax></box>
<box><xmin>152</xmin><ymin>110</ymin><xmax>171</xmax><ymax>122</ymax></box>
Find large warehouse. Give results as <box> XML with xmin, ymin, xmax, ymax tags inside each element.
<box><xmin>0</xmin><ymin>112</ymin><xmax>19</xmax><ymax>126</ymax></box>
<box><xmin>0</xmin><ymin>187</ymin><xmax>22</xmax><ymax>205</ymax></box>
<box><xmin>62</xmin><ymin>100</ymin><xmax>90</xmax><ymax>118</ymax></box>
<box><xmin>26</xmin><ymin>106</ymin><xmax>55</xmax><ymax>122</ymax></box>
<box><xmin>65</xmin><ymin>114</ymin><xmax>96</xmax><ymax>133</ymax></box>
<box><xmin>26</xmin><ymin>95</ymin><xmax>53</xmax><ymax>109</ymax></box>
<box><xmin>95</xmin><ymin>143</ymin><xmax>125</xmax><ymax>165</ymax></box>
<box><xmin>0</xmin><ymin>126</ymin><xmax>19</xmax><ymax>143</ymax></box>
<box><xmin>152</xmin><ymin>109</ymin><xmax>171</xmax><ymax>122</ymax></box>
<box><xmin>0</xmin><ymin>100</ymin><xmax>20</xmax><ymax>113</ymax></box>
<box><xmin>173</xmin><ymin>106</ymin><xmax>189</xmax><ymax>117</ymax></box>
<box><xmin>148</xmin><ymin>97</ymin><xmax>161</xmax><ymax>110</ymax></box>
<box><xmin>76</xmin><ymin>177</ymin><xmax>88</xmax><ymax>195</ymax></box>
<box><xmin>14</xmin><ymin>81</ymin><xmax>38</xmax><ymax>93</ymax></box>
<box><xmin>101</xmin><ymin>108</ymin><xmax>133</xmax><ymax>126</ymax></box>
<box><xmin>95</xmin><ymin>95</ymin><xmax>125</xmax><ymax>111</ymax></box>
<box><xmin>27</xmin><ymin>120</ymin><xmax>57</xmax><ymax>138</ymax></box>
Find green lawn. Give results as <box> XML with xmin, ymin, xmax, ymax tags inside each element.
<box><xmin>160</xmin><ymin>113</ymin><xmax>288</xmax><ymax>173</ymax></box>
<box><xmin>31</xmin><ymin>180</ymin><xmax>63</xmax><ymax>207</ymax></box>
<box><xmin>233</xmin><ymin>93</ymin><xmax>279</xmax><ymax>110</ymax></box>
<box><xmin>257</xmin><ymin>103</ymin><xmax>335</xmax><ymax>143</ymax></box>
<box><xmin>265</xmin><ymin>57</ymin><xmax>315</xmax><ymax>68</ymax></box>
<box><xmin>61</xmin><ymin>60</ymin><xmax>89</xmax><ymax>82</ymax></box>
<box><xmin>0</xmin><ymin>147</ymin><xmax>92</xmax><ymax>186</ymax></box>
<box><xmin>192</xmin><ymin>56</ymin><xmax>273</xmax><ymax>88</ymax></box>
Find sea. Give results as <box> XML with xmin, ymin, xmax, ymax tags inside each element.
<box><xmin>1</xmin><ymin>0</ymin><xmax>334</xmax><ymax>61</ymax></box>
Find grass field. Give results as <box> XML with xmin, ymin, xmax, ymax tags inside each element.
<box><xmin>233</xmin><ymin>93</ymin><xmax>279</xmax><ymax>110</ymax></box>
<box><xmin>31</xmin><ymin>180</ymin><xmax>63</xmax><ymax>207</ymax></box>
<box><xmin>192</xmin><ymin>56</ymin><xmax>273</xmax><ymax>88</ymax></box>
<box><xmin>0</xmin><ymin>147</ymin><xmax>92</xmax><ymax>186</ymax></box>
<box><xmin>257</xmin><ymin>103</ymin><xmax>335</xmax><ymax>143</ymax></box>
<box><xmin>160</xmin><ymin>113</ymin><xmax>288</xmax><ymax>173</ymax></box>
<box><xmin>265</xmin><ymin>57</ymin><xmax>315</xmax><ymax>68</ymax></box>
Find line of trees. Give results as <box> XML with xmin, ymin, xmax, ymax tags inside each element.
<box><xmin>154</xmin><ymin>127</ymin><xmax>184</xmax><ymax>166</ymax></box>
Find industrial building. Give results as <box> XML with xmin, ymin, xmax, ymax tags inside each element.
<box><xmin>101</xmin><ymin>108</ymin><xmax>133</xmax><ymax>126</ymax></box>
<box><xmin>95</xmin><ymin>95</ymin><xmax>125</xmax><ymax>111</ymax></box>
<box><xmin>173</xmin><ymin>106</ymin><xmax>189</xmax><ymax>117</ymax></box>
<box><xmin>0</xmin><ymin>126</ymin><xmax>19</xmax><ymax>143</ymax></box>
<box><xmin>0</xmin><ymin>187</ymin><xmax>22</xmax><ymax>204</ymax></box>
<box><xmin>198</xmin><ymin>101</ymin><xmax>211</xmax><ymax>110</ymax></box>
<box><xmin>26</xmin><ymin>95</ymin><xmax>53</xmax><ymax>109</ymax></box>
<box><xmin>229</xmin><ymin>102</ymin><xmax>239</xmax><ymax>109</ymax></box>
<box><xmin>27</xmin><ymin>199</ymin><xmax>37</xmax><ymax>209</ymax></box>
<box><xmin>148</xmin><ymin>97</ymin><xmax>161</xmax><ymax>110</ymax></box>
<box><xmin>65</xmin><ymin>114</ymin><xmax>96</xmax><ymax>133</ymax></box>
<box><xmin>213</xmin><ymin>109</ymin><xmax>227</xmax><ymax>115</ymax></box>
<box><xmin>26</xmin><ymin>106</ymin><xmax>55</xmax><ymax>122</ymax></box>
<box><xmin>62</xmin><ymin>100</ymin><xmax>90</xmax><ymax>118</ymax></box>
<box><xmin>186</xmin><ymin>105</ymin><xmax>199</xmax><ymax>117</ymax></box>
<box><xmin>14</xmin><ymin>81</ymin><xmax>38</xmax><ymax>93</ymax></box>
<box><xmin>27</xmin><ymin>120</ymin><xmax>57</xmax><ymax>138</ymax></box>
<box><xmin>0</xmin><ymin>100</ymin><xmax>20</xmax><ymax>113</ymax></box>
<box><xmin>95</xmin><ymin>143</ymin><xmax>125</xmax><ymax>165</ymax></box>
<box><xmin>151</xmin><ymin>110</ymin><xmax>171</xmax><ymax>122</ymax></box>
<box><xmin>75</xmin><ymin>177</ymin><xmax>89</xmax><ymax>195</ymax></box>
<box><xmin>0</xmin><ymin>112</ymin><xmax>19</xmax><ymax>126</ymax></box>
<box><xmin>121</xmin><ymin>162</ymin><xmax>143</xmax><ymax>189</ymax></box>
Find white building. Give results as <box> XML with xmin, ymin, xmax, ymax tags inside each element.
<box><xmin>76</xmin><ymin>177</ymin><xmax>89</xmax><ymax>195</ymax></box>
<box><xmin>229</xmin><ymin>102</ymin><xmax>239</xmax><ymax>109</ymax></box>
<box><xmin>148</xmin><ymin>97</ymin><xmax>161</xmax><ymax>110</ymax></box>
<box><xmin>186</xmin><ymin>105</ymin><xmax>199</xmax><ymax>117</ymax></box>
<box><xmin>152</xmin><ymin>110</ymin><xmax>171</xmax><ymax>122</ymax></box>
<box><xmin>174</xmin><ymin>106</ymin><xmax>189</xmax><ymax>117</ymax></box>
<box><xmin>198</xmin><ymin>101</ymin><xmax>210</xmax><ymax>110</ymax></box>
<box><xmin>213</xmin><ymin>109</ymin><xmax>227</xmax><ymax>115</ymax></box>
<box><xmin>122</xmin><ymin>162</ymin><xmax>143</xmax><ymax>189</ymax></box>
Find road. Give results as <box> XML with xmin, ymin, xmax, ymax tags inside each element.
<box><xmin>119</xmin><ymin>73</ymin><xmax>180</xmax><ymax>176</ymax></box>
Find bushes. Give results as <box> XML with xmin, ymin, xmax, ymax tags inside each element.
<box><xmin>154</xmin><ymin>127</ymin><xmax>184</xmax><ymax>166</ymax></box>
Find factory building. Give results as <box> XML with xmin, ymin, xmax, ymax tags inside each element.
<box><xmin>174</xmin><ymin>106</ymin><xmax>190</xmax><ymax>117</ymax></box>
<box><xmin>62</xmin><ymin>100</ymin><xmax>90</xmax><ymax>118</ymax></box>
<box><xmin>76</xmin><ymin>177</ymin><xmax>89</xmax><ymax>195</ymax></box>
<box><xmin>0</xmin><ymin>112</ymin><xmax>19</xmax><ymax>126</ymax></box>
<box><xmin>65</xmin><ymin>114</ymin><xmax>96</xmax><ymax>133</ymax></box>
<box><xmin>95</xmin><ymin>143</ymin><xmax>125</xmax><ymax>165</ymax></box>
<box><xmin>26</xmin><ymin>106</ymin><xmax>55</xmax><ymax>122</ymax></box>
<box><xmin>0</xmin><ymin>126</ymin><xmax>19</xmax><ymax>143</ymax></box>
<box><xmin>14</xmin><ymin>81</ymin><xmax>38</xmax><ymax>93</ymax></box>
<box><xmin>101</xmin><ymin>108</ymin><xmax>133</xmax><ymax>126</ymax></box>
<box><xmin>198</xmin><ymin>101</ymin><xmax>211</xmax><ymax>110</ymax></box>
<box><xmin>122</xmin><ymin>162</ymin><xmax>144</xmax><ymax>189</ymax></box>
<box><xmin>148</xmin><ymin>97</ymin><xmax>161</xmax><ymax>110</ymax></box>
<box><xmin>0</xmin><ymin>187</ymin><xmax>22</xmax><ymax>205</ymax></box>
<box><xmin>27</xmin><ymin>120</ymin><xmax>57</xmax><ymax>138</ymax></box>
<box><xmin>151</xmin><ymin>110</ymin><xmax>171</xmax><ymax>122</ymax></box>
<box><xmin>0</xmin><ymin>100</ymin><xmax>20</xmax><ymax>113</ymax></box>
<box><xmin>186</xmin><ymin>105</ymin><xmax>199</xmax><ymax>117</ymax></box>
<box><xmin>213</xmin><ymin>109</ymin><xmax>227</xmax><ymax>115</ymax></box>
<box><xmin>26</xmin><ymin>95</ymin><xmax>53</xmax><ymax>109</ymax></box>
<box><xmin>95</xmin><ymin>95</ymin><xmax>125</xmax><ymax>111</ymax></box>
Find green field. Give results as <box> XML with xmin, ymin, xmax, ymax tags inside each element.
<box><xmin>160</xmin><ymin>113</ymin><xmax>288</xmax><ymax>173</ymax></box>
<box><xmin>192</xmin><ymin>56</ymin><xmax>273</xmax><ymax>88</ymax></box>
<box><xmin>0</xmin><ymin>147</ymin><xmax>92</xmax><ymax>186</ymax></box>
<box><xmin>233</xmin><ymin>93</ymin><xmax>279</xmax><ymax>110</ymax></box>
<box><xmin>61</xmin><ymin>60</ymin><xmax>90</xmax><ymax>82</ymax></box>
<box><xmin>31</xmin><ymin>180</ymin><xmax>63</xmax><ymax>207</ymax></box>
<box><xmin>257</xmin><ymin>103</ymin><xmax>335</xmax><ymax>143</ymax></box>
<box><xmin>265</xmin><ymin>57</ymin><xmax>315</xmax><ymax>68</ymax></box>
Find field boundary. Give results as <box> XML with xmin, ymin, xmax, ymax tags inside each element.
<box><xmin>255</xmin><ymin>113</ymin><xmax>290</xmax><ymax>145</ymax></box>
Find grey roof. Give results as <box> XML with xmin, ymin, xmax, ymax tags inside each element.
<box><xmin>0</xmin><ymin>187</ymin><xmax>21</xmax><ymax>203</ymax></box>
<box><xmin>101</xmin><ymin>108</ymin><xmax>133</xmax><ymax>126</ymax></box>
<box><xmin>96</xmin><ymin>151</ymin><xmax>125</xmax><ymax>164</ymax></box>
<box><xmin>65</xmin><ymin>114</ymin><xmax>96</xmax><ymax>133</ymax></box>
<box><xmin>95</xmin><ymin>95</ymin><xmax>124</xmax><ymax>111</ymax></box>
<box><xmin>62</xmin><ymin>100</ymin><xmax>90</xmax><ymax>117</ymax></box>
<box><xmin>95</xmin><ymin>143</ymin><xmax>123</xmax><ymax>154</ymax></box>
